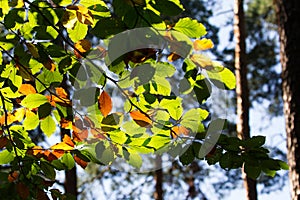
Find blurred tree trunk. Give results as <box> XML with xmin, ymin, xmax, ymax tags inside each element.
<box><xmin>234</xmin><ymin>0</ymin><xmax>258</xmax><ymax>199</ymax></box>
<box><xmin>154</xmin><ymin>155</ymin><xmax>163</xmax><ymax>200</ymax></box>
<box><xmin>274</xmin><ymin>0</ymin><xmax>300</xmax><ymax>199</ymax></box>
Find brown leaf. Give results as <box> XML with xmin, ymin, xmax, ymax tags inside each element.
<box><xmin>8</xmin><ymin>171</ymin><xmax>19</xmax><ymax>182</ymax></box>
<box><xmin>19</xmin><ymin>84</ymin><xmax>36</xmax><ymax>95</ymax></box>
<box><xmin>0</xmin><ymin>137</ymin><xmax>8</xmax><ymax>149</ymax></box>
<box><xmin>167</xmin><ymin>53</ymin><xmax>181</xmax><ymax>62</ymax></box>
<box><xmin>74</xmin><ymin>155</ymin><xmax>88</xmax><ymax>169</ymax></box>
<box><xmin>43</xmin><ymin>58</ymin><xmax>56</xmax><ymax>72</ymax></box>
<box><xmin>98</xmin><ymin>91</ymin><xmax>113</xmax><ymax>117</ymax></box>
<box><xmin>130</xmin><ymin>110</ymin><xmax>152</xmax><ymax>128</ymax></box>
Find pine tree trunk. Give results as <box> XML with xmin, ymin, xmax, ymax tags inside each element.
<box><xmin>274</xmin><ymin>1</ymin><xmax>300</xmax><ymax>199</ymax></box>
<box><xmin>234</xmin><ymin>0</ymin><xmax>258</xmax><ymax>199</ymax></box>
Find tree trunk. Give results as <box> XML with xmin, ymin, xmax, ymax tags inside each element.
<box><xmin>154</xmin><ymin>155</ymin><xmax>163</xmax><ymax>200</ymax></box>
<box><xmin>274</xmin><ymin>1</ymin><xmax>300</xmax><ymax>199</ymax></box>
<box><xmin>234</xmin><ymin>0</ymin><xmax>258</xmax><ymax>199</ymax></box>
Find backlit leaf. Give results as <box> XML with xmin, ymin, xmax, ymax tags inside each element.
<box><xmin>0</xmin><ymin>149</ymin><xmax>15</xmax><ymax>165</ymax></box>
<box><xmin>130</xmin><ymin>110</ymin><xmax>152</xmax><ymax>128</ymax></box>
<box><xmin>21</xmin><ymin>94</ymin><xmax>49</xmax><ymax>109</ymax></box>
<box><xmin>18</xmin><ymin>84</ymin><xmax>36</xmax><ymax>95</ymax></box>
<box><xmin>23</xmin><ymin>110</ymin><xmax>39</xmax><ymax>130</ymax></box>
<box><xmin>173</xmin><ymin>17</ymin><xmax>207</xmax><ymax>38</ymax></box>
<box><xmin>190</xmin><ymin>54</ymin><xmax>212</xmax><ymax>68</ymax></box>
<box><xmin>193</xmin><ymin>38</ymin><xmax>214</xmax><ymax>51</ymax></box>
<box><xmin>40</xmin><ymin>115</ymin><xmax>56</xmax><ymax>137</ymax></box>
<box><xmin>98</xmin><ymin>91</ymin><xmax>112</xmax><ymax>117</ymax></box>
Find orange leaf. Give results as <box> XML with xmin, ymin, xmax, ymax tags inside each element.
<box><xmin>19</xmin><ymin>84</ymin><xmax>36</xmax><ymax>95</ymax></box>
<box><xmin>74</xmin><ymin>155</ymin><xmax>88</xmax><ymax>169</ymax></box>
<box><xmin>60</xmin><ymin>118</ymin><xmax>72</xmax><ymax>129</ymax></box>
<box><xmin>72</xmin><ymin>129</ymin><xmax>89</xmax><ymax>142</ymax></box>
<box><xmin>8</xmin><ymin>171</ymin><xmax>19</xmax><ymax>183</ymax></box>
<box><xmin>62</xmin><ymin>134</ymin><xmax>75</xmax><ymax>147</ymax></box>
<box><xmin>56</xmin><ymin>87</ymin><xmax>68</xmax><ymax>99</ymax></box>
<box><xmin>171</xmin><ymin>125</ymin><xmax>190</xmax><ymax>138</ymax></box>
<box><xmin>43</xmin><ymin>150</ymin><xmax>59</xmax><ymax>162</ymax></box>
<box><xmin>32</xmin><ymin>146</ymin><xmax>43</xmax><ymax>156</ymax></box>
<box><xmin>167</xmin><ymin>53</ymin><xmax>181</xmax><ymax>62</ymax></box>
<box><xmin>98</xmin><ymin>91</ymin><xmax>113</xmax><ymax>117</ymax></box>
<box><xmin>130</xmin><ymin>110</ymin><xmax>152</xmax><ymax>128</ymax></box>
<box><xmin>193</xmin><ymin>38</ymin><xmax>214</xmax><ymax>51</ymax></box>
<box><xmin>83</xmin><ymin>116</ymin><xmax>95</xmax><ymax>128</ymax></box>
<box><xmin>90</xmin><ymin>128</ymin><xmax>106</xmax><ymax>139</ymax></box>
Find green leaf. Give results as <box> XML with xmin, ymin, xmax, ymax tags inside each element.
<box><xmin>0</xmin><ymin>149</ymin><xmax>15</xmax><ymax>165</ymax></box>
<box><xmin>193</xmin><ymin>77</ymin><xmax>212</xmax><ymax>104</ymax></box>
<box><xmin>40</xmin><ymin>115</ymin><xmax>56</xmax><ymax>137</ymax></box>
<box><xmin>179</xmin><ymin>146</ymin><xmax>194</xmax><ymax>165</ymax></box>
<box><xmin>173</xmin><ymin>17</ymin><xmax>207</xmax><ymax>38</ymax></box>
<box><xmin>68</xmin><ymin>21</ymin><xmax>88</xmax><ymax>42</ymax></box>
<box><xmin>206</xmin><ymin>66</ymin><xmax>236</xmax><ymax>90</ymax></box>
<box><xmin>243</xmin><ymin>136</ymin><xmax>266</xmax><ymax>148</ymax></box>
<box><xmin>61</xmin><ymin>153</ymin><xmax>75</xmax><ymax>170</ymax></box>
<box><xmin>92</xmin><ymin>18</ymin><xmax>126</xmax><ymax>39</ymax></box>
<box><xmin>278</xmin><ymin>160</ymin><xmax>289</xmax><ymax>170</ymax></box>
<box><xmin>40</xmin><ymin>161</ymin><xmax>56</xmax><ymax>180</ymax></box>
<box><xmin>154</xmin><ymin>62</ymin><xmax>176</xmax><ymax>77</ymax></box>
<box><xmin>150</xmin><ymin>0</ymin><xmax>184</xmax><ymax>16</ymax></box>
<box><xmin>130</xmin><ymin>64</ymin><xmax>156</xmax><ymax>86</ymax></box>
<box><xmin>21</xmin><ymin>94</ymin><xmax>48</xmax><ymax>109</ymax></box>
<box><xmin>36</xmin><ymin>70</ymin><xmax>63</xmax><ymax>92</ymax></box>
<box><xmin>219</xmin><ymin>152</ymin><xmax>243</xmax><ymax>169</ymax></box>
<box><xmin>244</xmin><ymin>162</ymin><xmax>261</xmax><ymax>180</ymax></box>
<box><xmin>159</xmin><ymin>98</ymin><xmax>183</xmax><ymax>120</ymax></box>
<box><xmin>123</xmin><ymin>147</ymin><xmax>143</xmax><ymax>169</ymax></box>
<box><xmin>23</xmin><ymin>112</ymin><xmax>39</xmax><ymax>130</ymax></box>
<box><xmin>38</xmin><ymin>103</ymin><xmax>52</xmax><ymax>119</ymax></box>
<box><xmin>180</xmin><ymin>108</ymin><xmax>208</xmax><ymax>132</ymax></box>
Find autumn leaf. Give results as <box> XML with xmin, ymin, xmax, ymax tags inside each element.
<box><xmin>171</xmin><ymin>125</ymin><xmax>190</xmax><ymax>138</ymax></box>
<box><xmin>167</xmin><ymin>53</ymin><xmax>181</xmax><ymax>62</ymax></box>
<box><xmin>18</xmin><ymin>84</ymin><xmax>36</xmax><ymax>95</ymax></box>
<box><xmin>193</xmin><ymin>38</ymin><xmax>214</xmax><ymax>51</ymax></box>
<box><xmin>0</xmin><ymin>137</ymin><xmax>8</xmax><ymax>149</ymax></box>
<box><xmin>74</xmin><ymin>155</ymin><xmax>88</xmax><ymax>169</ymax></box>
<box><xmin>8</xmin><ymin>171</ymin><xmax>19</xmax><ymax>183</ymax></box>
<box><xmin>68</xmin><ymin>5</ymin><xmax>94</xmax><ymax>25</ymax></box>
<box><xmin>55</xmin><ymin>87</ymin><xmax>68</xmax><ymax>99</ymax></box>
<box><xmin>98</xmin><ymin>91</ymin><xmax>113</xmax><ymax>117</ymax></box>
<box><xmin>72</xmin><ymin>129</ymin><xmax>88</xmax><ymax>142</ymax></box>
<box><xmin>130</xmin><ymin>110</ymin><xmax>152</xmax><ymax>128</ymax></box>
<box><xmin>74</xmin><ymin>39</ymin><xmax>91</xmax><ymax>53</ymax></box>
<box><xmin>50</xmin><ymin>135</ymin><xmax>74</xmax><ymax>151</ymax></box>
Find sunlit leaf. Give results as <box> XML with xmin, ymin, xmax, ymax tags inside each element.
<box><xmin>190</xmin><ymin>54</ymin><xmax>212</xmax><ymax>68</ymax></box>
<box><xmin>23</xmin><ymin>110</ymin><xmax>39</xmax><ymax>130</ymax></box>
<box><xmin>18</xmin><ymin>84</ymin><xmax>36</xmax><ymax>95</ymax></box>
<box><xmin>98</xmin><ymin>91</ymin><xmax>113</xmax><ymax>117</ymax></box>
<box><xmin>21</xmin><ymin>94</ymin><xmax>49</xmax><ymax>109</ymax></box>
<box><xmin>193</xmin><ymin>38</ymin><xmax>214</xmax><ymax>51</ymax></box>
<box><xmin>0</xmin><ymin>149</ymin><xmax>15</xmax><ymax>165</ymax></box>
<box><xmin>130</xmin><ymin>110</ymin><xmax>152</xmax><ymax>128</ymax></box>
<box><xmin>171</xmin><ymin>125</ymin><xmax>190</xmax><ymax>138</ymax></box>
<box><xmin>173</xmin><ymin>17</ymin><xmax>207</xmax><ymax>38</ymax></box>
<box><xmin>40</xmin><ymin>115</ymin><xmax>56</xmax><ymax>137</ymax></box>
<box><xmin>67</xmin><ymin>5</ymin><xmax>94</xmax><ymax>25</ymax></box>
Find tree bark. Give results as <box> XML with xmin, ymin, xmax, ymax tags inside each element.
<box><xmin>154</xmin><ymin>155</ymin><xmax>163</xmax><ymax>200</ymax></box>
<box><xmin>274</xmin><ymin>1</ymin><xmax>300</xmax><ymax>199</ymax></box>
<box><xmin>234</xmin><ymin>0</ymin><xmax>258</xmax><ymax>199</ymax></box>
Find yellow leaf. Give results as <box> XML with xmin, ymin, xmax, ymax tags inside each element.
<box><xmin>193</xmin><ymin>38</ymin><xmax>214</xmax><ymax>51</ymax></box>
<box><xmin>50</xmin><ymin>142</ymin><xmax>74</xmax><ymax>151</ymax></box>
<box><xmin>74</xmin><ymin>5</ymin><xmax>94</xmax><ymax>25</ymax></box>
<box><xmin>74</xmin><ymin>39</ymin><xmax>91</xmax><ymax>55</ymax></box>
<box><xmin>130</xmin><ymin>110</ymin><xmax>152</xmax><ymax>128</ymax></box>
<box><xmin>61</xmin><ymin>11</ymin><xmax>77</xmax><ymax>29</ymax></box>
<box><xmin>190</xmin><ymin>54</ymin><xmax>213</xmax><ymax>68</ymax></box>
<box><xmin>19</xmin><ymin>84</ymin><xmax>36</xmax><ymax>95</ymax></box>
<box><xmin>98</xmin><ymin>91</ymin><xmax>113</xmax><ymax>117</ymax></box>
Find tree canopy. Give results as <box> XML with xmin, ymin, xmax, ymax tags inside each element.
<box><xmin>0</xmin><ymin>0</ymin><xmax>287</xmax><ymax>199</ymax></box>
